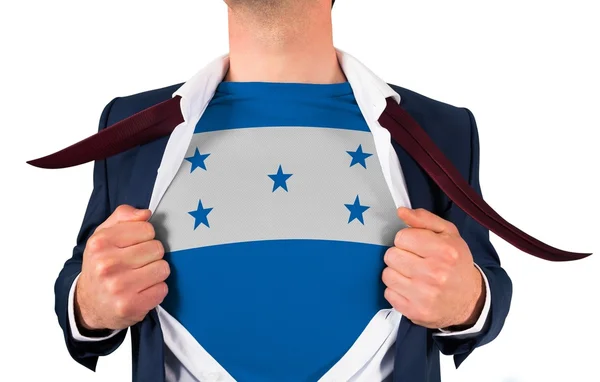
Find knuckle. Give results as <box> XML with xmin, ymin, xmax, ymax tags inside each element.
<box><xmin>160</xmin><ymin>282</ymin><xmax>169</xmax><ymax>297</ymax></box>
<box><xmin>415</xmin><ymin>208</ymin><xmax>427</xmax><ymax>217</ymax></box>
<box><xmin>157</xmin><ymin>282</ymin><xmax>169</xmax><ymax>301</ymax></box>
<box><xmin>159</xmin><ymin>260</ymin><xmax>171</xmax><ymax>279</ymax></box>
<box><xmin>384</xmin><ymin>287</ymin><xmax>392</xmax><ymax>299</ymax></box>
<box><xmin>87</xmin><ymin>233</ymin><xmax>107</xmax><ymax>253</ymax></box>
<box><xmin>153</xmin><ymin>240</ymin><xmax>165</xmax><ymax>258</ymax></box>
<box><xmin>394</xmin><ymin>229</ymin><xmax>407</xmax><ymax>247</ymax></box>
<box><xmin>104</xmin><ymin>277</ymin><xmax>123</xmax><ymax>295</ymax></box>
<box><xmin>114</xmin><ymin>204</ymin><xmax>130</xmax><ymax>216</ymax></box>
<box><xmin>383</xmin><ymin>247</ymin><xmax>396</xmax><ymax>266</ymax></box>
<box><xmin>445</xmin><ymin>245</ymin><xmax>459</xmax><ymax>263</ymax></box>
<box><xmin>142</xmin><ymin>221</ymin><xmax>156</xmax><ymax>239</ymax></box>
<box><xmin>446</xmin><ymin>221</ymin><xmax>458</xmax><ymax>233</ymax></box>
<box><xmin>384</xmin><ymin>288</ymin><xmax>402</xmax><ymax>311</ymax></box>
<box><xmin>434</xmin><ymin>270</ymin><xmax>448</xmax><ymax>286</ymax></box>
<box><xmin>114</xmin><ymin>298</ymin><xmax>133</xmax><ymax>319</ymax></box>
<box><xmin>94</xmin><ymin>258</ymin><xmax>116</xmax><ymax>277</ymax></box>
<box><xmin>428</xmin><ymin>267</ymin><xmax>448</xmax><ymax>286</ymax></box>
<box><xmin>439</xmin><ymin>241</ymin><xmax>458</xmax><ymax>263</ymax></box>
<box><xmin>384</xmin><ymin>288</ymin><xmax>395</xmax><ymax>302</ymax></box>
<box><xmin>381</xmin><ymin>267</ymin><xmax>394</xmax><ymax>286</ymax></box>
<box><xmin>115</xmin><ymin>204</ymin><xmax>128</xmax><ymax>212</ymax></box>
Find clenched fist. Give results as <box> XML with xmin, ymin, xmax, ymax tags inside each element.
<box><xmin>74</xmin><ymin>204</ymin><xmax>170</xmax><ymax>331</ymax></box>
<box><xmin>382</xmin><ymin>207</ymin><xmax>485</xmax><ymax>330</ymax></box>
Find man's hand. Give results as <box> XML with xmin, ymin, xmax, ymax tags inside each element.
<box><xmin>75</xmin><ymin>205</ymin><xmax>170</xmax><ymax>331</ymax></box>
<box><xmin>382</xmin><ymin>207</ymin><xmax>485</xmax><ymax>330</ymax></box>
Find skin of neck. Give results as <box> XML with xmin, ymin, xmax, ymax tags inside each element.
<box><xmin>223</xmin><ymin>0</ymin><xmax>346</xmax><ymax>84</ymax></box>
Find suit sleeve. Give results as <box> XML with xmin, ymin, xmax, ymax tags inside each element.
<box><xmin>53</xmin><ymin>97</ymin><xmax>128</xmax><ymax>371</ymax></box>
<box><xmin>431</xmin><ymin>108</ymin><xmax>513</xmax><ymax>368</ymax></box>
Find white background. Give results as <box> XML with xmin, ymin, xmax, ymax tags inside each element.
<box><xmin>2</xmin><ymin>0</ymin><xmax>599</xmax><ymax>381</ymax></box>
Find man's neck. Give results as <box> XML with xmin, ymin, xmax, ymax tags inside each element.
<box><xmin>223</xmin><ymin>1</ymin><xmax>346</xmax><ymax>84</ymax></box>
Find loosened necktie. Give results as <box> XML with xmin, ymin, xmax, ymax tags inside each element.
<box><xmin>27</xmin><ymin>95</ymin><xmax>591</xmax><ymax>262</ymax></box>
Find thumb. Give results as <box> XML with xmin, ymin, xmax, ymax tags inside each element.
<box><xmin>97</xmin><ymin>204</ymin><xmax>151</xmax><ymax>231</ymax></box>
<box><xmin>397</xmin><ymin>207</ymin><xmax>454</xmax><ymax>234</ymax></box>
<box><xmin>397</xmin><ymin>207</ymin><xmax>418</xmax><ymax>228</ymax></box>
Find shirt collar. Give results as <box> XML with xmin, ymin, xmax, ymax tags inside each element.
<box><xmin>172</xmin><ymin>47</ymin><xmax>401</xmax><ymax>124</ymax></box>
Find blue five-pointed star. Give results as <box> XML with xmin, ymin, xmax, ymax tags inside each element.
<box><xmin>346</xmin><ymin>144</ymin><xmax>373</xmax><ymax>169</ymax></box>
<box><xmin>184</xmin><ymin>148</ymin><xmax>211</xmax><ymax>173</ymax></box>
<box><xmin>188</xmin><ymin>199</ymin><xmax>213</xmax><ymax>229</ymax></box>
<box><xmin>268</xmin><ymin>165</ymin><xmax>293</xmax><ymax>192</ymax></box>
<box><xmin>345</xmin><ymin>195</ymin><xmax>370</xmax><ymax>225</ymax></box>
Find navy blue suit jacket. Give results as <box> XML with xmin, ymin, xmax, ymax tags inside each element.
<box><xmin>54</xmin><ymin>83</ymin><xmax>512</xmax><ymax>382</ymax></box>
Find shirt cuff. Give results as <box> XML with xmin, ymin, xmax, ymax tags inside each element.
<box><xmin>68</xmin><ymin>273</ymin><xmax>123</xmax><ymax>342</ymax></box>
<box><xmin>433</xmin><ymin>263</ymin><xmax>491</xmax><ymax>337</ymax></box>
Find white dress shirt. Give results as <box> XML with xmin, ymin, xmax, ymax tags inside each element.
<box><xmin>68</xmin><ymin>48</ymin><xmax>491</xmax><ymax>382</ymax></box>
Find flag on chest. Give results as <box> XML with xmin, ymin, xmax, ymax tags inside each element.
<box><xmin>149</xmin><ymin>82</ymin><xmax>406</xmax><ymax>381</ymax></box>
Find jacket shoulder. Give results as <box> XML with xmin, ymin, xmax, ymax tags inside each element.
<box><xmin>387</xmin><ymin>83</ymin><xmax>471</xmax><ymax>128</ymax></box>
<box><xmin>387</xmin><ymin>83</ymin><xmax>477</xmax><ymax>187</ymax></box>
<box><xmin>105</xmin><ymin>82</ymin><xmax>184</xmax><ymax>126</ymax></box>
<box><xmin>388</xmin><ymin>83</ymin><xmax>474</xmax><ymax>148</ymax></box>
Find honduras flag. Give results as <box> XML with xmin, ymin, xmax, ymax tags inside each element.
<box><xmin>149</xmin><ymin>82</ymin><xmax>406</xmax><ymax>381</ymax></box>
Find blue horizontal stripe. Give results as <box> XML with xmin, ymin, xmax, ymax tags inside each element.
<box><xmin>195</xmin><ymin>81</ymin><xmax>371</xmax><ymax>133</ymax></box>
<box><xmin>161</xmin><ymin>239</ymin><xmax>392</xmax><ymax>382</ymax></box>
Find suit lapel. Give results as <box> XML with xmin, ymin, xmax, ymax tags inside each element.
<box><xmin>147</xmin><ymin>108</ymin><xmax>199</xmax><ymax>214</ymax></box>
<box><xmin>123</xmin><ymin>136</ymin><xmax>171</xmax><ymax>382</ymax></box>
<box><xmin>391</xmin><ymin>139</ymin><xmax>436</xmax><ymax>212</ymax></box>
<box><xmin>123</xmin><ymin>135</ymin><xmax>171</xmax><ymax>210</ymax></box>
<box><xmin>124</xmin><ymin>101</ymin><xmax>200</xmax><ymax>382</ymax></box>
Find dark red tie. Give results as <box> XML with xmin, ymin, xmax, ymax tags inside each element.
<box><xmin>27</xmin><ymin>96</ymin><xmax>591</xmax><ymax>262</ymax></box>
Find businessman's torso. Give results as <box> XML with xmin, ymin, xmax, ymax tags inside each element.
<box><xmin>100</xmin><ymin>81</ymin><xmax>473</xmax><ymax>382</ymax></box>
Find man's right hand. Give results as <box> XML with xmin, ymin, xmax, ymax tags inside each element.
<box><xmin>74</xmin><ymin>204</ymin><xmax>170</xmax><ymax>331</ymax></box>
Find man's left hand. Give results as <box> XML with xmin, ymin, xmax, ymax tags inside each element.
<box><xmin>382</xmin><ymin>207</ymin><xmax>485</xmax><ymax>330</ymax></box>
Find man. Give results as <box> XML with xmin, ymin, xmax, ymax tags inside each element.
<box><xmin>51</xmin><ymin>1</ymin><xmax>513</xmax><ymax>381</ymax></box>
